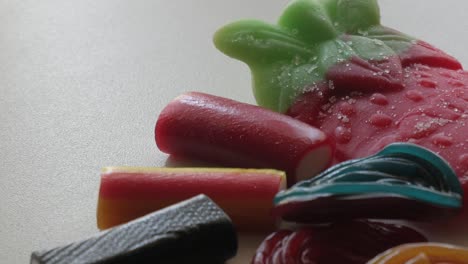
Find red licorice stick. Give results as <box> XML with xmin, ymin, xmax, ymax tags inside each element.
<box><xmin>97</xmin><ymin>167</ymin><xmax>286</xmax><ymax>232</ymax></box>
<box><xmin>155</xmin><ymin>92</ymin><xmax>334</xmax><ymax>185</ymax></box>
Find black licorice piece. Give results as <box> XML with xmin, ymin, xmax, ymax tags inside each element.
<box><xmin>31</xmin><ymin>195</ymin><xmax>238</xmax><ymax>264</ymax></box>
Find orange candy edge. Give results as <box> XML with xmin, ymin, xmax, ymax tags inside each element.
<box><xmin>367</xmin><ymin>242</ymin><xmax>468</xmax><ymax>264</ymax></box>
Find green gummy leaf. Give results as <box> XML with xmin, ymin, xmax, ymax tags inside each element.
<box><xmin>327</xmin><ymin>0</ymin><xmax>380</xmax><ymax>33</ymax></box>
<box><xmin>250</xmin><ymin>63</ymin><xmax>288</xmax><ymax>111</ymax></box>
<box><xmin>278</xmin><ymin>61</ymin><xmax>324</xmax><ymax>112</ymax></box>
<box><xmin>317</xmin><ymin>39</ymin><xmax>355</xmax><ymax>72</ymax></box>
<box><xmin>365</xmin><ymin>26</ymin><xmax>416</xmax><ymax>55</ymax></box>
<box><xmin>347</xmin><ymin>35</ymin><xmax>397</xmax><ymax>60</ymax></box>
<box><xmin>251</xmin><ymin>58</ymin><xmax>323</xmax><ymax>112</ymax></box>
<box><xmin>213</xmin><ymin>20</ymin><xmax>313</xmax><ymax>66</ymax></box>
<box><xmin>278</xmin><ymin>0</ymin><xmax>337</xmax><ymax>43</ymax></box>
<box><xmin>214</xmin><ymin>0</ymin><xmax>418</xmax><ymax>112</ymax></box>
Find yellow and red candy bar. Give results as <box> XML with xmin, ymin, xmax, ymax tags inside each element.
<box><xmin>97</xmin><ymin>167</ymin><xmax>286</xmax><ymax>232</ymax></box>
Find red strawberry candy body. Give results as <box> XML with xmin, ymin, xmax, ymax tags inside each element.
<box><xmin>291</xmin><ymin>64</ymin><xmax>467</xmax><ymax>180</ymax></box>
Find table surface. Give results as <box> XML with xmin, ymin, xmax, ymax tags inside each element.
<box><xmin>2</xmin><ymin>1</ymin><xmax>468</xmax><ymax>263</ymax></box>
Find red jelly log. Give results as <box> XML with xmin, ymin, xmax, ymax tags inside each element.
<box><xmin>97</xmin><ymin>167</ymin><xmax>286</xmax><ymax>232</ymax></box>
<box><xmin>155</xmin><ymin>91</ymin><xmax>334</xmax><ymax>185</ymax></box>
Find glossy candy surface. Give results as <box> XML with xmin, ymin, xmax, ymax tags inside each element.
<box><xmin>32</xmin><ymin>195</ymin><xmax>237</xmax><ymax>264</ymax></box>
<box><xmin>367</xmin><ymin>243</ymin><xmax>468</xmax><ymax>264</ymax></box>
<box><xmin>155</xmin><ymin>91</ymin><xmax>334</xmax><ymax>185</ymax></box>
<box><xmin>214</xmin><ymin>0</ymin><xmax>468</xmax><ymax>193</ymax></box>
<box><xmin>274</xmin><ymin>143</ymin><xmax>463</xmax><ymax>223</ymax></box>
<box><xmin>98</xmin><ymin>167</ymin><xmax>286</xmax><ymax>231</ymax></box>
<box><xmin>252</xmin><ymin>220</ymin><xmax>427</xmax><ymax>264</ymax></box>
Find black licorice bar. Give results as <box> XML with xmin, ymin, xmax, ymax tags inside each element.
<box><xmin>31</xmin><ymin>195</ymin><xmax>238</xmax><ymax>264</ymax></box>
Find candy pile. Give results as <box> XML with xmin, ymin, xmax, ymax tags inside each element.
<box><xmin>31</xmin><ymin>0</ymin><xmax>467</xmax><ymax>263</ymax></box>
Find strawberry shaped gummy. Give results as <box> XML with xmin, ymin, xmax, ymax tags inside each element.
<box><xmin>214</xmin><ymin>0</ymin><xmax>467</xmax><ymax>194</ymax></box>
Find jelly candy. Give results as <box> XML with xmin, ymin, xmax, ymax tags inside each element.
<box><xmin>214</xmin><ymin>0</ymin><xmax>467</xmax><ymax>196</ymax></box>
<box><xmin>155</xmin><ymin>91</ymin><xmax>334</xmax><ymax>185</ymax></box>
<box><xmin>98</xmin><ymin>167</ymin><xmax>286</xmax><ymax>231</ymax></box>
<box><xmin>252</xmin><ymin>220</ymin><xmax>427</xmax><ymax>264</ymax></box>
<box><xmin>367</xmin><ymin>242</ymin><xmax>468</xmax><ymax>264</ymax></box>
<box><xmin>274</xmin><ymin>143</ymin><xmax>462</xmax><ymax>223</ymax></box>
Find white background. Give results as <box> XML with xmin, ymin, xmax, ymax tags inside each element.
<box><xmin>1</xmin><ymin>1</ymin><xmax>468</xmax><ymax>263</ymax></box>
